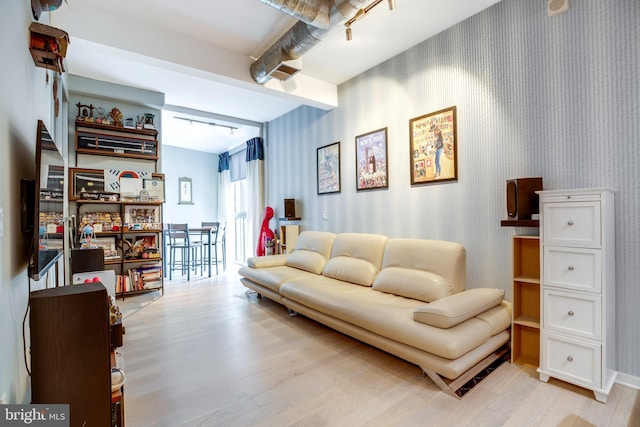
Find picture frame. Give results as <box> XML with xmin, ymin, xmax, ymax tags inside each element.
<box><xmin>144</xmin><ymin>173</ymin><xmax>165</xmax><ymax>202</ymax></box>
<box><xmin>69</xmin><ymin>167</ymin><xmax>108</xmax><ymax>201</ymax></box>
<box><xmin>316</xmin><ymin>142</ymin><xmax>341</xmax><ymax>195</ymax></box>
<box><xmin>409</xmin><ymin>106</ymin><xmax>458</xmax><ymax>185</ymax></box>
<box><xmin>355</xmin><ymin>127</ymin><xmax>388</xmax><ymax>191</ymax></box>
<box><xmin>178</xmin><ymin>177</ymin><xmax>193</xmax><ymax>205</ymax></box>
<box><xmin>93</xmin><ymin>237</ymin><xmax>119</xmax><ymax>260</ymax></box>
<box><xmin>123</xmin><ymin>205</ymin><xmax>161</xmax><ymax>230</ymax></box>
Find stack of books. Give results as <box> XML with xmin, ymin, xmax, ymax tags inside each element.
<box><xmin>115</xmin><ymin>264</ymin><xmax>162</xmax><ymax>292</ymax></box>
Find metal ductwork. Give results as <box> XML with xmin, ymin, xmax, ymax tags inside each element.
<box><xmin>251</xmin><ymin>0</ymin><xmax>371</xmax><ymax>84</ymax></box>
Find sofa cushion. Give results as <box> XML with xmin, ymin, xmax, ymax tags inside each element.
<box><xmin>381</xmin><ymin>238</ymin><xmax>466</xmax><ymax>294</ymax></box>
<box><xmin>238</xmin><ymin>265</ymin><xmax>319</xmax><ymax>293</ymax></box>
<box><xmin>247</xmin><ymin>254</ymin><xmax>288</xmax><ymax>268</ymax></box>
<box><xmin>285</xmin><ymin>231</ymin><xmax>336</xmax><ymax>274</ymax></box>
<box><xmin>280</xmin><ymin>277</ymin><xmax>496</xmax><ymax>359</ymax></box>
<box><xmin>372</xmin><ymin>267</ymin><xmax>452</xmax><ymax>302</ymax></box>
<box><xmin>413</xmin><ymin>288</ymin><xmax>505</xmax><ymax>329</ymax></box>
<box><xmin>322</xmin><ymin>233</ymin><xmax>388</xmax><ymax>286</ymax></box>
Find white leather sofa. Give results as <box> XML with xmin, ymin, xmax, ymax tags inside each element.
<box><xmin>239</xmin><ymin>231</ymin><xmax>512</xmax><ymax>397</ymax></box>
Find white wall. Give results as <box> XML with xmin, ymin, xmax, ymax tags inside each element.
<box><xmin>266</xmin><ymin>0</ymin><xmax>640</xmax><ymax>378</ymax></box>
<box><xmin>0</xmin><ymin>2</ymin><xmax>58</xmax><ymax>404</ymax></box>
<box><xmin>162</xmin><ymin>145</ymin><xmax>219</xmax><ymax>227</ymax></box>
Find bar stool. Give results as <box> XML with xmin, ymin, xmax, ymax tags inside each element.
<box><xmin>167</xmin><ymin>223</ymin><xmax>203</xmax><ymax>280</ymax></box>
<box><xmin>200</xmin><ymin>222</ymin><xmax>220</xmax><ymax>275</ymax></box>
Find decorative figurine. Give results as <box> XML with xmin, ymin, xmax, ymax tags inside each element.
<box><xmin>80</xmin><ymin>224</ymin><xmax>98</xmax><ymax>249</ymax></box>
<box><xmin>109</xmin><ymin>108</ymin><xmax>124</xmax><ymax>127</ymax></box>
<box><xmin>76</xmin><ymin>102</ymin><xmax>95</xmax><ymax>120</ymax></box>
<box><xmin>256</xmin><ymin>206</ymin><xmax>275</xmax><ymax>257</ymax></box>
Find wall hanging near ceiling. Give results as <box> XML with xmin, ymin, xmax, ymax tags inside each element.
<box><xmin>28</xmin><ymin>22</ymin><xmax>69</xmax><ymax>73</ymax></box>
<box><xmin>409</xmin><ymin>106</ymin><xmax>458</xmax><ymax>185</ymax></box>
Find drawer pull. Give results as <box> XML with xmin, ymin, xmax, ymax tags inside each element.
<box><xmin>568</xmin><ymin>265</ymin><xmax>575</xmax><ymax>271</ymax></box>
<box><xmin>567</xmin><ymin>356</ymin><xmax>574</xmax><ymax>362</ymax></box>
<box><xmin>568</xmin><ymin>310</ymin><xmax>574</xmax><ymax>317</ymax></box>
<box><xmin>567</xmin><ymin>220</ymin><xmax>574</xmax><ymax>226</ymax></box>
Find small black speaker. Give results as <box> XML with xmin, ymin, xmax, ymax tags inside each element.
<box><xmin>71</xmin><ymin>248</ymin><xmax>105</xmax><ymax>275</ymax></box>
<box><xmin>284</xmin><ymin>199</ymin><xmax>296</xmax><ymax>219</ymax></box>
<box><xmin>506</xmin><ymin>177</ymin><xmax>543</xmax><ymax>220</ymax></box>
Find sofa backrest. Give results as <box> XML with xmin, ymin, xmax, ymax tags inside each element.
<box><xmin>284</xmin><ymin>231</ymin><xmax>336</xmax><ymax>274</ymax></box>
<box><xmin>322</xmin><ymin>233</ymin><xmax>389</xmax><ymax>286</ymax></box>
<box><xmin>372</xmin><ymin>238</ymin><xmax>466</xmax><ymax>301</ymax></box>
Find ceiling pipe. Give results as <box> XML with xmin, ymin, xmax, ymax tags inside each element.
<box><xmin>257</xmin><ymin>0</ymin><xmax>332</xmax><ymax>29</ymax></box>
<box><xmin>251</xmin><ymin>0</ymin><xmax>371</xmax><ymax>84</ymax></box>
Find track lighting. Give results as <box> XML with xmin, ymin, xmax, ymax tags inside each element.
<box><xmin>344</xmin><ymin>0</ymin><xmax>396</xmax><ymax>41</ymax></box>
<box><xmin>174</xmin><ymin>116</ymin><xmax>238</xmax><ymax>135</ymax></box>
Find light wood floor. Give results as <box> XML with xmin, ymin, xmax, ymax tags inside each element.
<box><xmin>118</xmin><ymin>265</ymin><xmax>640</xmax><ymax>427</ymax></box>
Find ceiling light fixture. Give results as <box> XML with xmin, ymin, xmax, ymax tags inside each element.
<box><xmin>344</xmin><ymin>0</ymin><xmax>396</xmax><ymax>41</ymax></box>
<box><xmin>174</xmin><ymin>116</ymin><xmax>238</xmax><ymax>134</ymax></box>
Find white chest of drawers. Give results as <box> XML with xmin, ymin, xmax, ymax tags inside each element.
<box><xmin>537</xmin><ymin>188</ymin><xmax>616</xmax><ymax>403</ymax></box>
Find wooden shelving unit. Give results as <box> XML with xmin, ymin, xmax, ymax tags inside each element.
<box><xmin>511</xmin><ymin>235</ymin><xmax>540</xmax><ymax>367</ymax></box>
<box><xmin>76</xmin><ymin>200</ymin><xmax>164</xmax><ymax>299</ymax></box>
<box><xmin>72</xmin><ymin>117</ymin><xmax>164</xmax><ymax>299</ymax></box>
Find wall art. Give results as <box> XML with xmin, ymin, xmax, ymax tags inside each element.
<box><xmin>317</xmin><ymin>142</ymin><xmax>341</xmax><ymax>195</ymax></box>
<box><xmin>355</xmin><ymin>128</ymin><xmax>388</xmax><ymax>191</ymax></box>
<box><xmin>409</xmin><ymin>106</ymin><xmax>457</xmax><ymax>185</ymax></box>
<box><xmin>178</xmin><ymin>177</ymin><xmax>193</xmax><ymax>204</ymax></box>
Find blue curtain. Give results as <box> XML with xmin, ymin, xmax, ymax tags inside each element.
<box><xmin>246</xmin><ymin>137</ymin><xmax>264</xmax><ymax>162</ymax></box>
<box><xmin>218</xmin><ymin>152</ymin><xmax>230</xmax><ymax>172</ymax></box>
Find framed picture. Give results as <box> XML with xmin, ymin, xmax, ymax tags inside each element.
<box><xmin>355</xmin><ymin>127</ymin><xmax>388</xmax><ymax>191</ymax></box>
<box><xmin>178</xmin><ymin>177</ymin><xmax>193</xmax><ymax>204</ymax></box>
<box><xmin>144</xmin><ymin>174</ymin><xmax>165</xmax><ymax>202</ymax></box>
<box><xmin>317</xmin><ymin>142</ymin><xmax>341</xmax><ymax>195</ymax></box>
<box><xmin>69</xmin><ymin>168</ymin><xmax>108</xmax><ymax>200</ymax></box>
<box><xmin>409</xmin><ymin>106</ymin><xmax>458</xmax><ymax>185</ymax></box>
<box><xmin>123</xmin><ymin>205</ymin><xmax>161</xmax><ymax>230</ymax></box>
<box><xmin>93</xmin><ymin>237</ymin><xmax>119</xmax><ymax>260</ymax></box>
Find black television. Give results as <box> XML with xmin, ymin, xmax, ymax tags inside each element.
<box><xmin>24</xmin><ymin>120</ymin><xmax>65</xmax><ymax>281</ymax></box>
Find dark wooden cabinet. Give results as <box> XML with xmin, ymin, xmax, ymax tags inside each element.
<box><xmin>30</xmin><ymin>283</ymin><xmax>111</xmax><ymax>427</ymax></box>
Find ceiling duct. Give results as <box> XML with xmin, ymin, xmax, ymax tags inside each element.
<box><xmin>258</xmin><ymin>0</ymin><xmax>332</xmax><ymax>29</ymax></box>
<box><xmin>252</xmin><ymin>0</ymin><xmax>371</xmax><ymax>84</ymax></box>
<box><xmin>268</xmin><ymin>58</ymin><xmax>303</xmax><ymax>81</ymax></box>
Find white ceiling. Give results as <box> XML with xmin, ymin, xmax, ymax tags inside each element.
<box><xmin>51</xmin><ymin>0</ymin><xmax>502</xmax><ymax>154</ymax></box>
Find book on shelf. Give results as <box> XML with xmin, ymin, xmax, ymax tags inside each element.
<box><xmin>115</xmin><ymin>263</ymin><xmax>162</xmax><ymax>293</ymax></box>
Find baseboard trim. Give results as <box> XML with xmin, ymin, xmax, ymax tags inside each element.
<box><xmin>616</xmin><ymin>372</ymin><xmax>640</xmax><ymax>390</ymax></box>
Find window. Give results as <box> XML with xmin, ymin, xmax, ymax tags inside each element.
<box><xmin>230</xmin><ymin>149</ymin><xmax>246</xmax><ymax>182</ymax></box>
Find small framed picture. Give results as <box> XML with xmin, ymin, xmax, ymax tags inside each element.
<box><xmin>144</xmin><ymin>174</ymin><xmax>165</xmax><ymax>203</ymax></box>
<box><xmin>69</xmin><ymin>168</ymin><xmax>106</xmax><ymax>200</ymax></box>
<box><xmin>93</xmin><ymin>237</ymin><xmax>119</xmax><ymax>260</ymax></box>
<box><xmin>317</xmin><ymin>142</ymin><xmax>341</xmax><ymax>195</ymax></box>
<box><xmin>355</xmin><ymin>128</ymin><xmax>388</xmax><ymax>191</ymax></box>
<box><xmin>178</xmin><ymin>177</ymin><xmax>193</xmax><ymax>204</ymax></box>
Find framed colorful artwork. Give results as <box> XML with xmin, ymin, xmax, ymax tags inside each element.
<box><xmin>355</xmin><ymin>127</ymin><xmax>388</xmax><ymax>191</ymax></box>
<box><xmin>317</xmin><ymin>142</ymin><xmax>341</xmax><ymax>195</ymax></box>
<box><xmin>409</xmin><ymin>106</ymin><xmax>457</xmax><ymax>185</ymax></box>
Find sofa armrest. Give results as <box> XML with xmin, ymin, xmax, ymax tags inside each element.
<box><xmin>413</xmin><ymin>288</ymin><xmax>505</xmax><ymax>329</ymax></box>
<box><xmin>247</xmin><ymin>254</ymin><xmax>288</xmax><ymax>268</ymax></box>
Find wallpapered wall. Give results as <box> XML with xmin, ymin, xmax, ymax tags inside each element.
<box><xmin>265</xmin><ymin>0</ymin><xmax>640</xmax><ymax>378</ymax></box>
